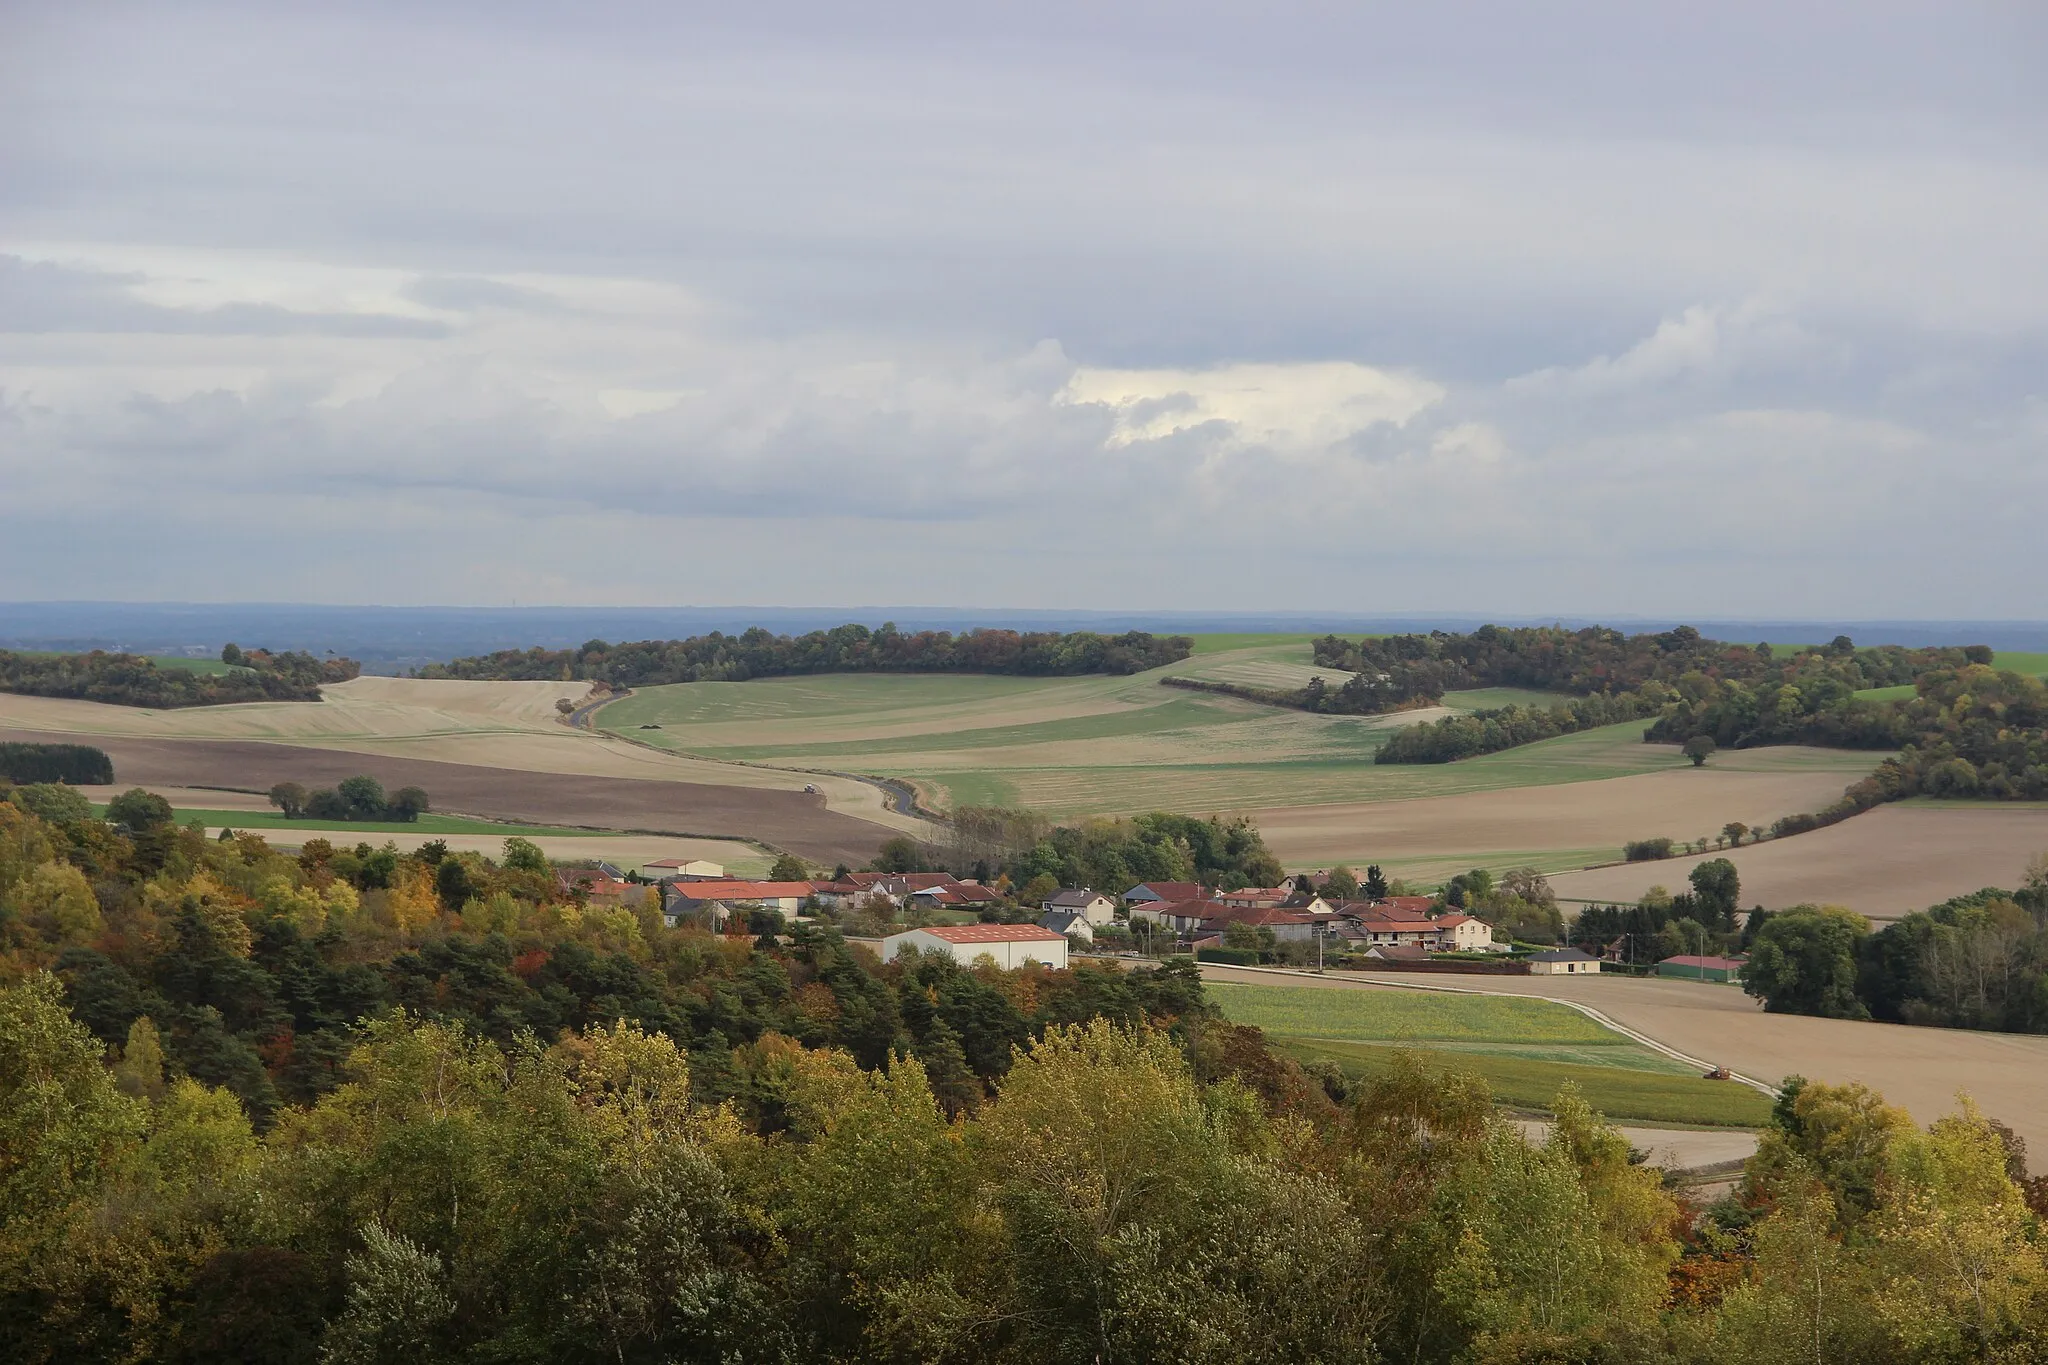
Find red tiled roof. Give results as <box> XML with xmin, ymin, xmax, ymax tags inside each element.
<box><xmin>910</xmin><ymin>924</ymin><xmax>1067</xmax><ymax>944</ymax></box>
<box><xmin>668</xmin><ymin>880</ymin><xmax>815</xmax><ymax>900</ymax></box>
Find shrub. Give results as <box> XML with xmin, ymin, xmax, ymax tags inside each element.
<box><xmin>1196</xmin><ymin>946</ymin><xmax>1260</xmax><ymax>967</ymax></box>
<box><xmin>1624</xmin><ymin>838</ymin><xmax>1675</xmax><ymax>862</ymax></box>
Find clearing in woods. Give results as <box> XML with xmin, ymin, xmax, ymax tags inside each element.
<box><xmin>1204</xmin><ymin>980</ymin><xmax>1771</xmax><ymax>1127</ymax></box>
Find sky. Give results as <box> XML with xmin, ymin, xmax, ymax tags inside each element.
<box><xmin>3</xmin><ymin>1</ymin><xmax>2045</xmax><ymax>617</ymax></box>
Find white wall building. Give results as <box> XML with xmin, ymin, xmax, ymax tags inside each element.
<box><xmin>880</xmin><ymin>924</ymin><xmax>1070</xmax><ymax>970</ymax></box>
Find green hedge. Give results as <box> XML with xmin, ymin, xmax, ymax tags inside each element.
<box><xmin>0</xmin><ymin>742</ymin><xmax>114</xmax><ymax>785</ymax></box>
<box><xmin>1196</xmin><ymin>946</ymin><xmax>1261</xmax><ymax>966</ymax></box>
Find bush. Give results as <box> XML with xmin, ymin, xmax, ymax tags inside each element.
<box><xmin>1624</xmin><ymin>838</ymin><xmax>1675</xmax><ymax>862</ymax></box>
<box><xmin>1196</xmin><ymin>946</ymin><xmax>1261</xmax><ymax>966</ymax></box>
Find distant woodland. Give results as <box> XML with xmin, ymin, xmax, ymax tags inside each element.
<box><xmin>419</xmin><ymin>623</ymin><xmax>1193</xmax><ymax>684</ymax></box>
<box><xmin>0</xmin><ymin>645</ymin><xmax>360</xmax><ymax>708</ymax></box>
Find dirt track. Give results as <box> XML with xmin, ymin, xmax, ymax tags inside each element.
<box><xmin>2</xmin><ymin>729</ymin><xmax>898</xmax><ymax>866</ymax></box>
<box><xmin>1202</xmin><ymin>965</ymin><xmax>2048</xmax><ymax>1169</ymax></box>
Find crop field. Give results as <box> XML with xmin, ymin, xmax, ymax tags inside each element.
<box><xmin>1205</xmin><ymin>980</ymin><xmax>1618</xmax><ymax>1046</ymax></box>
<box><xmin>116</xmin><ymin>806</ymin><xmax>603</xmax><ymax>838</ymax></box>
<box><xmin>1203</xmin><ymin>966</ymin><xmax>2048</xmax><ymax>1163</ymax></box>
<box><xmin>1203</xmin><ymin>977</ymin><xmax>1768</xmax><ymax>1126</ymax></box>
<box><xmin>1550</xmin><ymin>802</ymin><xmax>2048</xmax><ymax>919</ymax></box>
<box><xmin>1277</xmin><ymin>1038</ymin><xmax>1773</xmax><ymax>1128</ymax></box>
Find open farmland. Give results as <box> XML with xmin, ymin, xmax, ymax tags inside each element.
<box><xmin>1206</xmin><ymin>979</ymin><xmax>1771</xmax><ymax>1127</ymax></box>
<box><xmin>1550</xmin><ymin>802</ymin><xmax>2048</xmax><ymax>919</ymax></box>
<box><xmin>0</xmin><ymin>728</ymin><xmax>899</xmax><ymax>866</ymax></box>
<box><xmin>1202</xmin><ymin>965</ymin><xmax>2048</xmax><ymax>1166</ymax></box>
<box><xmin>200</xmin><ymin>827</ymin><xmax>772</xmax><ymax>877</ymax></box>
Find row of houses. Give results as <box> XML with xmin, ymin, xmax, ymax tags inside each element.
<box><xmin>1034</xmin><ymin>883</ymin><xmax>1499</xmax><ymax>955</ymax></box>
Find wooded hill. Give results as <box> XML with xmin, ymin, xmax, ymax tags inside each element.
<box><xmin>417</xmin><ymin>623</ymin><xmax>1193</xmax><ymax>684</ymax></box>
<box><xmin>0</xmin><ymin>647</ymin><xmax>360</xmax><ymax>708</ymax></box>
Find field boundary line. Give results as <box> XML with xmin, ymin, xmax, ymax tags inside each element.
<box><xmin>1202</xmin><ymin>964</ymin><xmax>1778</xmax><ymax>1097</ymax></box>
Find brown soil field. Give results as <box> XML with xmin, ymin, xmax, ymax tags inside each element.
<box><xmin>76</xmin><ymin>785</ymin><xmax>278</xmax><ymax>812</ymax></box>
<box><xmin>0</xmin><ymin>729</ymin><xmax>899</xmax><ymax>867</ymax></box>
<box><xmin>1251</xmin><ymin>764</ymin><xmax>1862</xmax><ymax>876</ymax></box>
<box><xmin>0</xmin><ymin>683</ymin><xmax>923</xmax><ymax>833</ymax></box>
<box><xmin>1202</xmin><ymin>965</ymin><xmax>2048</xmax><ymax>1168</ymax></box>
<box><xmin>203</xmin><ymin>828</ymin><xmax>771</xmax><ymax>877</ymax></box>
<box><xmin>1549</xmin><ymin>805</ymin><xmax>2048</xmax><ymax>919</ymax></box>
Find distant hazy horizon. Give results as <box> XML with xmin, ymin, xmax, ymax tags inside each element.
<box><xmin>5</xmin><ymin>600</ymin><xmax>2044</xmax><ymax>675</ymax></box>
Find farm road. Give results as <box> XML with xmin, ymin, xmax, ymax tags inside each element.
<box><xmin>1201</xmin><ymin>965</ymin><xmax>2048</xmax><ymax>1170</ymax></box>
<box><xmin>1</xmin><ymin>729</ymin><xmax>898</xmax><ymax>867</ymax></box>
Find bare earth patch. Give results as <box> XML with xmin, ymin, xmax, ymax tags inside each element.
<box><xmin>1251</xmin><ymin>763</ymin><xmax>1860</xmax><ymax>874</ymax></box>
<box><xmin>1202</xmin><ymin>966</ymin><xmax>2048</xmax><ymax>1169</ymax></box>
<box><xmin>1550</xmin><ymin>804</ymin><xmax>2048</xmax><ymax>918</ymax></box>
<box><xmin>0</xmin><ymin>730</ymin><xmax>899</xmax><ymax>867</ymax></box>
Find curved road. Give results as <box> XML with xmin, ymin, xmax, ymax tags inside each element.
<box><xmin>1201</xmin><ymin>964</ymin><xmax>2048</xmax><ymax>1168</ymax></box>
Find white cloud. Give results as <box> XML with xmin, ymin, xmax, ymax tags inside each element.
<box><xmin>1059</xmin><ymin>362</ymin><xmax>1444</xmax><ymax>452</ymax></box>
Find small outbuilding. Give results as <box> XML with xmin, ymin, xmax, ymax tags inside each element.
<box><xmin>1656</xmin><ymin>954</ymin><xmax>1745</xmax><ymax>982</ymax></box>
<box><xmin>881</xmin><ymin>923</ymin><xmax>1070</xmax><ymax>970</ymax></box>
<box><xmin>1527</xmin><ymin>948</ymin><xmax>1602</xmax><ymax>975</ymax></box>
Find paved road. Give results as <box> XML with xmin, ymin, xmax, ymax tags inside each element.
<box><xmin>1201</xmin><ymin>964</ymin><xmax>2048</xmax><ymax>1168</ymax></box>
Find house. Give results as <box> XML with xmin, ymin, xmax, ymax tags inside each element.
<box><xmin>661</xmin><ymin>879</ymin><xmax>816</xmax><ymax>928</ymax></box>
<box><xmin>639</xmin><ymin>857</ymin><xmax>726</xmax><ymax>881</ymax></box>
<box><xmin>1432</xmin><ymin>914</ymin><xmax>1494</xmax><ymax>951</ymax></box>
<box><xmin>1043</xmin><ymin>888</ymin><xmax>1118</xmax><ymax>927</ymax></box>
<box><xmin>816</xmin><ymin>871</ymin><xmax>962</xmax><ymax>909</ymax></box>
<box><xmin>1129</xmin><ymin>897</ymin><xmax>1227</xmax><ymax>933</ymax></box>
<box><xmin>1364</xmin><ymin>943</ymin><xmax>1431</xmax><ymax>962</ymax></box>
<box><xmin>1122</xmin><ymin>881</ymin><xmax>1210</xmax><ymax>907</ymax></box>
<box><xmin>584</xmin><ymin>879</ymin><xmax>652</xmax><ymax>911</ymax></box>
<box><xmin>1657</xmin><ymin>954</ymin><xmax>1746</xmax><ymax>982</ymax></box>
<box><xmin>1528</xmin><ymin>948</ymin><xmax>1602</xmax><ymax>975</ymax></box>
<box><xmin>880</xmin><ymin>923</ymin><xmax>1070</xmax><ymax>969</ymax></box>
<box><xmin>907</xmin><ymin>881</ymin><xmax>1005</xmax><ymax>911</ymax></box>
<box><xmin>1040</xmin><ymin>909</ymin><xmax>1094</xmax><ymax>942</ymax></box>
<box><xmin>1217</xmin><ymin>887</ymin><xmax>1291</xmax><ymax>910</ymax></box>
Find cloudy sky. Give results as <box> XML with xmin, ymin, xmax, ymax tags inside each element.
<box><xmin>3</xmin><ymin>2</ymin><xmax>2044</xmax><ymax>616</ymax></box>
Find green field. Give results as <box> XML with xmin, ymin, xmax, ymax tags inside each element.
<box><xmin>1204</xmin><ymin>981</ymin><xmax>1617</xmax><ymax>1045</ymax></box>
<box><xmin>16</xmin><ymin>650</ymin><xmax>242</xmax><ymax>675</ymax></box>
<box><xmin>592</xmin><ymin>637</ymin><xmax>1864</xmax><ymax>820</ymax></box>
<box><xmin>1279</xmin><ymin>1037</ymin><xmax>1773</xmax><ymax>1127</ymax></box>
<box><xmin>1207</xmin><ymin>980</ymin><xmax>1769</xmax><ymax>1126</ymax></box>
<box><xmin>102</xmin><ymin>805</ymin><xmax>605</xmax><ymax>838</ymax></box>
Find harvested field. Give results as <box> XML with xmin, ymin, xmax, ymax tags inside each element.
<box><xmin>1250</xmin><ymin>757</ymin><xmax>1872</xmax><ymax>878</ymax></box>
<box><xmin>1513</xmin><ymin>1120</ymin><xmax>1759</xmax><ymax>1172</ymax></box>
<box><xmin>1201</xmin><ymin>965</ymin><xmax>2048</xmax><ymax>1168</ymax></box>
<box><xmin>0</xmin><ymin>729</ymin><xmax>898</xmax><ymax>866</ymax></box>
<box><xmin>1549</xmin><ymin>804</ymin><xmax>2048</xmax><ymax>919</ymax></box>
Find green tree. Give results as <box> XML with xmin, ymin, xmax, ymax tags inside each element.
<box><xmin>1362</xmin><ymin>864</ymin><xmax>1390</xmax><ymax>901</ymax></box>
<box><xmin>1683</xmin><ymin>734</ymin><xmax>1718</xmax><ymax>766</ymax></box>
<box><xmin>767</xmin><ymin>852</ymin><xmax>810</xmax><ymax>882</ymax></box>
<box><xmin>106</xmin><ymin>787</ymin><xmax>174</xmax><ymax>833</ymax></box>
<box><xmin>1741</xmin><ymin>906</ymin><xmax>1871</xmax><ymax>1018</ymax></box>
<box><xmin>500</xmin><ymin>836</ymin><xmax>549</xmax><ymax>875</ymax></box>
<box><xmin>336</xmin><ymin>776</ymin><xmax>388</xmax><ymax>821</ymax></box>
<box><xmin>1689</xmin><ymin>857</ymin><xmax>1742</xmax><ymax>925</ymax></box>
<box><xmin>1322</xmin><ymin>865</ymin><xmax>1359</xmax><ymax>901</ymax></box>
<box><xmin>1722</xmin><ymin>820</ymin><xmax>1749</xmax><ymax>848</ymax></box>
<box><xmin>13</xmin><ymin>782</ymin><xmax>94</xmax><ymax>826</ymax></box>
<box><xmin>385</xmin><ymin>787</ymin><xmax>430</xmax><ymax>822</ymax></box>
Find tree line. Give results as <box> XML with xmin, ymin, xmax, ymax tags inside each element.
<box><xmin>867</xmin><ymin>807</ymin><xmax>1287</xmax><ymax>897</ymax></box>
<box><xmin>1739</xmin><ymin>866</ymin><xmax>2048</xmax><ymax>1034</ymax></box>
<box><xmin>1161</xmin><ymin>667</ymin><xmax>1441</xmax><ymax>716</ymax></box>
<box><xmin>0</xmin><ymin>645</ymin><xmax>360</xmax><ymax>709</ymax></box>
<box><xmin>417</xmin><ymin>623</ymin><xmax>1193</xmax><ymax>685</ymax></box>
<box><xmin>0</xmin><ymin>741</ymin><xmax>114</xmax><ymax>785</ymax></box>
<box><xmin>4</xmin><ymin>782</ymin><xmax>2047</xmax><ymax>1360</ymax></box>
<box><xmin>1375</xmin><ymin>690</ymin><xmax>1666</xmax><ymax>763</ymax></box>
<box><xmin>267</xmin><ymin>776</ymin><xmax>431</xmax><ymax>824</ymax></box>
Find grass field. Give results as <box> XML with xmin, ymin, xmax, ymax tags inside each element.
<box><xmin>1277</xmin><ymin>1037</ymin><xmax>1774</xmax><ymax>1127</ymax></box>
<box><xmin>1205</xmin><ymin>981</ymin><xmax>1618</xmax><ymax>1045</ymax></box>
<box><xmin>1204</xmin><ymin>979</ymin><xmax>1770</xmax><ymax>1126</ymax></box>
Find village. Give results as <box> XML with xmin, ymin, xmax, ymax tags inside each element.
<box><xmin>555</xmin><ymin>857</ymin><xmax>1742</xmax><ymax>980</ymax></box>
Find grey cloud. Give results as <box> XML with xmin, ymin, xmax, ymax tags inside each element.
<box><xmin>0</xmin><ymin>256</ymin><xmax>448</xmax><ymax>338</ymax></box>
<box><xmin>405</xmin><ymin>275</ymin><xmax>566</xmax><ymax>313</ymax></box>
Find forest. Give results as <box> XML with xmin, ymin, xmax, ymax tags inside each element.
<box><xmin>416</xmin><ymin>623</ymin><xmax>1192</xmax><ymax>684</ymax></box>
<box><xmin>0</xmin><ymin>646</ymin><xmax>360</xmax><ymax>708</ymax></box>
<box><xmin>4</xmin><ymin>781</ymin><xmax>2047</xmax><ymax>1363</ymax></box>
